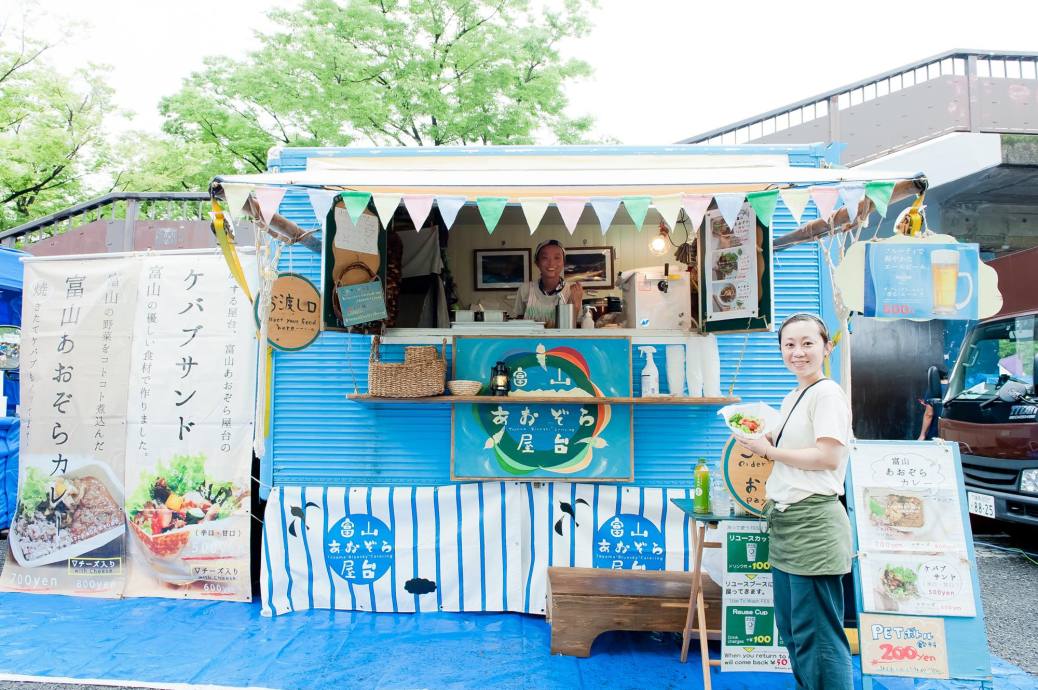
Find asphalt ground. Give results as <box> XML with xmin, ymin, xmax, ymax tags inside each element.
<box><xmin>0</xmin><ymin>522</ymin><xmax>1034</xmax><ymax>690</ymax></box>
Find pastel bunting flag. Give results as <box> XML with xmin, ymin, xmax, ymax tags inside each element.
<box><xmin>809</xmin><ymin>186</ymin><xmax>840</xmax><ymax>221</ymax></box>
<box><xmin>714</xmin><ymin>193</ymin><xmax>745</xmax><ymax>230</ymax></box>
<box><xmin>477</xmin><ymin>197</ymin><xmax>508</xmax><ymax>234</ymax></box>
<box><xmin>555</xmin><ymin>196</ymin><xmax>589</xmax><ymax>235</ymax></box>
<box><xmin>864</xmin><ymin>181</ymin><xmax>897</xmax><ymax>218</ymax></box>
<box><xmin>403</xmin><ymin>194</ymin><xmax>435</xmax><ymax>231</ymax></box>
<box><xmin>520</xmin><ymin>198</ymin><xmax>550</xmax><ymax>235</ymax></box>
<box><xmin>746</xmin><ymin>189</ymin><xmax>780</xmax><ymax>227</ymax></box>
<box><xmin>372</xmin><ymin>193</ymin><xmax>401</xmax><ymax>228</ymax></box>
<box><xmin>779</xmin><ymin>188</ymin><xmax>811</xmax><ymax>224</ymax></box>
<box><xmin>591</xmin><ymin>198</ymin><xmax>621</xmax><ymax>236</ymax></box>
<box><xmin>622</xmin><ymin>196</ymin><xmax>651</xmax><ymax>230</ymax></box>
<box><xmin>306</xmin><ymin>189</ymin><xmax>339</xmax><ymax>231</ymax></box>
<box><xmin>254</xmin><ymin>186</ymin><xmax>287</xmax><ymax>225</ymax></box>
<box><xmin>652</xmin><ymin>194</ymin><xmax>683</xmax><ymax>230</ymax></box>
<box><xmin>340</xmin><ymin>191</ymin><xmax>372</xmax><ymax>225</ymax></box>
<box><xmin>436</xmin><ymin>196</ymin><xmax>467</xmax><ymax>231</ymax></box>
<box><xmin>839</xmin><ymin>182</ymin><xmax>866</xmax><ymax>226</ymax></box>
<box><xmin>681</xmin><ymin>194</ymin><xmax>712</xmax><ymax>232</ymax></box>
<box><xmin>222</xmin><ymin>183</ymin><xmax>254</xmax><ymax>221</ymax></box>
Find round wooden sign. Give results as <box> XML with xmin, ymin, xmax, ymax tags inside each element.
<box><xmin>257</xmin><ymin>273</ymin><xmax>321</xmax><ymax>351</ymax></box>
<box><xmin>721</xmin><ymin>435</ymin><xmax>773</xmax><ymax>516</ymax></box>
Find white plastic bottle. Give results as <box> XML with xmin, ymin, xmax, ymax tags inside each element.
<box><xmin>638</xmin><ymin>346</ymin><xmax>659</xmax><ymax>397</ymax></box>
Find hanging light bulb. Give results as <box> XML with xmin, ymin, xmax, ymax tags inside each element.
<box><xmin>649</xmin><ymin>223</ymin><xmax>669</xmax><ymax>256</ymax></box>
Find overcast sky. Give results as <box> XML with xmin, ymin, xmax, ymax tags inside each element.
<box><xmin>22</xmin><ymin>0</ymin><xmax>1038</xmax><ymax>145</ymax></box>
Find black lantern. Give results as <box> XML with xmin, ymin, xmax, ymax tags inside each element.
<box><xmin>490</xmin><ymin>361</ymin><xmax>510</xmax><ymax>396</ymax></box>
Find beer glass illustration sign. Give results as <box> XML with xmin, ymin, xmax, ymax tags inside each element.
<box><xmin>863</xmin><ymin>243</ymin><xmax>979</xmax><ymax>320</ymax></box>
<box><xmin>451</xmin><ymin>337</ymin><xmax>633</xmax><ymax>481</ymax></box>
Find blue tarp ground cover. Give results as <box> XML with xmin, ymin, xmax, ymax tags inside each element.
<box><xmin>0</xmin><ymin>592</ymin><xmax>1032</xmax><ymax>690</ymax></box>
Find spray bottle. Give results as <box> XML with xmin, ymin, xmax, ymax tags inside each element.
<box><xmin>637</xmin><ymin>346</ymin><xmax>659</xmax><ymax>397</ymax></box>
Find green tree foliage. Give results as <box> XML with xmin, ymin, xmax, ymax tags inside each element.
<box><xmin>0</xmin><ymin>25</ymin><xmax>114</xmax><ymax>230</ymax></box>
<box><xmin>161</xmin><ymin>0</ymin><xmax>595</xmax><ymax>172</ymax></box>
<box><xmin>107</xmin><ymin>132</ymin><xmax>233</xmax><ymax>193</ymax></box>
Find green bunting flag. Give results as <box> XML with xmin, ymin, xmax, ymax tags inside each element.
<box><xmin>864</xmin><ymin>181</ymin><xmax>897</xmax><ymax>218</ymax></box>
<box><xmin>622</xmin><ymin>196</ymin><xmax>651</xmax><ymax>231</ymax></box>
<box><xmin>340</xmin><ymin>191</ymin><xmax>372</xmax><ymax>225</ymax></box>
<box><xmin>477</xmin><ymin>197</ymin><xmax>508</xmax><ymax>234</ymax></box>
<box><xmin>746</xmin><ymin>190</ymin><xmax>780</xmax><ymax>227</ymax></box>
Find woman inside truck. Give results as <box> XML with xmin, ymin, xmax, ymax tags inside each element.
<box><xmin>511</xmin><ymin>239</ymin><xmax>583</xmax><ymax>327</ymax></box>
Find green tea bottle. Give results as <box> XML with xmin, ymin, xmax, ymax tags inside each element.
<box><xmin>693</xmin><ymin>458</ymin><xmax>711</xmax><ymax>514</ymax></box>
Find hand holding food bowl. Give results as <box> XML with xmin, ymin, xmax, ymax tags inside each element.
<box><xmin>718</xmin><ymin>402</ymin><xmax>780</xmax><ymax>441</ymax></box>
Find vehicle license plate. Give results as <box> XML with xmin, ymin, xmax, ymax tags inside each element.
<box><xmin>967</xmin><ymin>491</ymin><xmax>995</xmax><ymax>518</ymax></box>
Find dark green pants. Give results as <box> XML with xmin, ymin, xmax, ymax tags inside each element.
<box><xmin>773</xmin><ymin>567</ymin><xmax>852</xmax><ymax>690</ymax></box>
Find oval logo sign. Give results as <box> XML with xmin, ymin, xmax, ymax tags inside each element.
<box><xmin>257</xmin><ymin>273</ymin><xmax>321</xmax><ymax>351</ymax></box>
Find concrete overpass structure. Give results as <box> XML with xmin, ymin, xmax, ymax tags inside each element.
<box><xmin>681</xmin><ymin>50</ymin><xmax>1038</xmax><ymax>255</ymax></box>
<box><xmin>681</xmin><ymin>50</ymin><xmax>1038</xmax><ymax>439</ymax></box>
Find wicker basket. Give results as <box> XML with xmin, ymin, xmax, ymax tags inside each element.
<box><xmin>368</xmin><ymin>335</ymin><xmax>446</xmax><ymax>398</ymax></box>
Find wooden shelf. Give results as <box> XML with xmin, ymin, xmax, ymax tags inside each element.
<box><xmin>347</xmin><ymin>394</ymin><xmax>739</xmax><ymax>405</ymax></box>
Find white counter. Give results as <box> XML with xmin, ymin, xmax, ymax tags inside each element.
<box><xmin>378</xmin><ymin>327</ymin><xmax>702</xmax><ymax>345</ymax></box>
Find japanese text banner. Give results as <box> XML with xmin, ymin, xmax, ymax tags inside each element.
<box><xmin>2</xmin><ymin>259</ymin><xmax>138</xmax><ymax>596</ymax></box>
<box><xmin>2</xmin><ymin>252</ymin><xmax>258</xmax><ymax>601</ymax></box>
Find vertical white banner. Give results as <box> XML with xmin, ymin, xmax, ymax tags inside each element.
<box><xmin>123</xmin><ymin>253</ymin><xmax>258</xmax><ymax>600</ymax></box>
<box><xmin>2</xmin><ymin>257</ymin><xmax>139</xmax><ymax>597</ymax></box>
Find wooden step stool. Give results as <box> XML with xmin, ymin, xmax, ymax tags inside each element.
<box><xmin>545</xmin><ymin>566</ymin><xmax>722</xmax><ymax>657</ymax></box>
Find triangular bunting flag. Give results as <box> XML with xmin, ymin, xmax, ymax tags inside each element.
<box><xmin>555</xmin><ymin>196</ymin><xmax>589</xmax><ymax>235</ymax></box>
<box><xmin>436</xmin><ymin>196</ymin><xmax>467</xmax><ymax>231</ymax></box>
<box><xmin>306</xmin><ymin>189</ymin><xmax>339</xmax><ymax>232</ymax></box>
<box><xmin>372</xmin><ymin>193</ymin><xmax>401</xmax><ymax>228</ymax></box>
<box><xmin>403</xmin><ymin>194</ymin><xmax>435</xmax><ymax>231</ymax></box>
<box><xmin>519</xmin><ymin>198</ymin><xmax>550</xmax><ymax>235</ymax></box>
<box><xmin>714</xmin><ymin>193</ymin><xmax>745</xmax><ymax>230</ymax></box>
<box><xmin>652</xmin><ymin>194</ymin><xmax>683</xmax><ymax>230</ymax></box>
<box><xmin>839</xmin><ymin>182</ymin><xmax>866</xmax><ymax>226</ymax></box>
<box><xmin>222</xmin><ymin>183</ymin><xmax>254</xmax><ymax>221</ymax></box>
<box><xmin>681</xmin><ymin>194</ymin><xmax>712</xmax><ymax>232</ymax></box>
<box><xmin>590</xmin><ymin>198</ymin><xmax>621</xmax><ymax>236</ymax></box>
<box><xmin>622</xmin><ymin>196</ymin><xmax>651</xmax><ymax>230</ymax></box>
<box><xmin>810</xmin><ymin>186</ymin><xmax>840</xmax><ymax>221</ymax></box>
<box><xmin>477</xmin><ymin>197</ymin><xmax>508</xmax><ymax>234</ymax></box>
<box><xmin>254</xmin><ymin>186</ymin><xmax>287</xmax><ymax>225</ymax></box>
<box><xmin>779</xmin><ymin>188</ymin><xmax>811</xmax><ymax>224</ymax></box>
<box><xmin>746</xmin><ymin>190</ymin><xmax>780</xmax><ymax>227</ymax></box>
<box><xmin>864</xmin><ymin>181</ymin><xmax>897</xmax><ymax>218</ymax></box>
<box><xmin>340</xmin><ymin>191</ymin><xmax>372</xmax><ymax>225</ymax></box>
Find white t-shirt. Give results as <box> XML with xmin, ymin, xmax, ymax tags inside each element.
<box><xmin>765</xmin><ymin>379</ymin><xmax>853</xmax><ymax>506</ymax></box>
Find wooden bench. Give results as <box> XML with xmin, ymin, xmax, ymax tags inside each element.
<box><xmin>546</xmin><ymin>566</ymin><xmax>722</xmax><ymax>657</ymax></box>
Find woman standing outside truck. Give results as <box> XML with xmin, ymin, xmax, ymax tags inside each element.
<box><xmin>742</xmin><ymin>313</ymin><xmax>853</xmax><ymax>690</ymax></box>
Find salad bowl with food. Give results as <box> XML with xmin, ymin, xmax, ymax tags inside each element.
<box><xmin>717</xmin><ymin>402</ymin><xmax>780</xmax><ymax>441</ymax></box>
<box><xmin>126</xmin><ymin>453</ymin><xmax>249</xmax><ymax>583</ymax></box>
<box><xmin>9</xmin><ymin>460</ymin><xmax>126</xmax><ymax>568</ymax></box>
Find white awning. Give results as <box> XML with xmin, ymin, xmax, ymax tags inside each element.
<box><xmin>216</xmin><ymin>165</ymin><xmax>925</xmax><ymax>198</ymax></box>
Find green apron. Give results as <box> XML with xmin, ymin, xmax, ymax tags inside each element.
<box><xmin>764</xmin><ymin>494</ymin><xmax>852</xmax><ymax>577</ymax></box>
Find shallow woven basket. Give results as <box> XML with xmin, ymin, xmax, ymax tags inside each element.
<box><xmin>368</xmin><ymin>335</ymin><xmax>446</xmax><ymax>398</ymax></box>
<box><xmin>447</xmin><ymin>379</ymin><xmax>482</xmax><ymax>396</ymax></box>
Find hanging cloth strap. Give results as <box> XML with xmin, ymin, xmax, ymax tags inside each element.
<box><xmin>773</xmin><ymin>378</ymin><xmax>827</xmax><ymax>448</ymax></box>
<box><xmin>211</xmin><ymin>198</ymin><xmax>254</xmax><ymax>304</ymax></box>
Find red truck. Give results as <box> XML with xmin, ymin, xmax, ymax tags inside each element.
<box><xmin>938</xmin><ymin>246</ymin><xmax>1038</xmax><ymax>533</ymax></box>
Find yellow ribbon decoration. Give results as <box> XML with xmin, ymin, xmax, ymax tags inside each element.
<box><xmin>211</xmin><ymin>198</ymin><xmax>254</xmax><ymax>304</ymax></box>
<box><xmin>824</xmin><ymin>328</ymin><xmax>843</xmax><ymax>379</ymax></box>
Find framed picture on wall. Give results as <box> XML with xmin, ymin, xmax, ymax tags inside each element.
<box><xmin>565</xmin><ymin>246</ymin><xmax>615</xmax><ymax>288</ymax></box>
<box><xmin>474</xmin><ymin>248</ymin><xmax>531</xmax><ymax>290</ymax></box>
